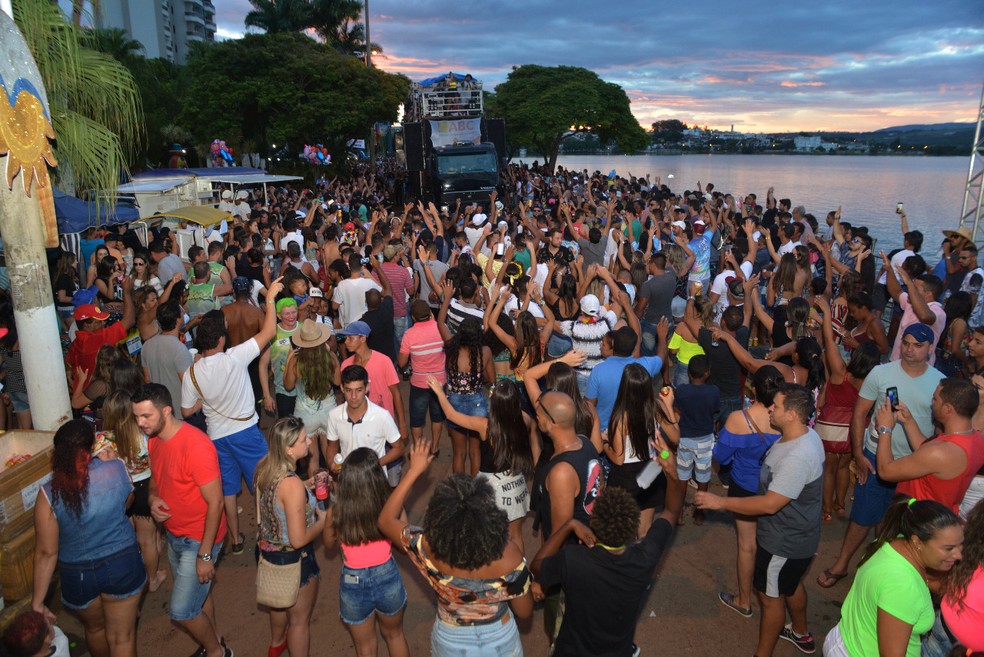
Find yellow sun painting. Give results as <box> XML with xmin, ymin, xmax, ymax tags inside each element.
<box><xmin>0</xmin><ymin>88</ymin><xmax>57</xmax><ymax>196</ymax></box>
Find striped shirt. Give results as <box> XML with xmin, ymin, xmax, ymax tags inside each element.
<box><xmin>445</xmin><ymin>298</ymin><xmax>484</xmax><ymax>336</ymax></box>
<box><xmin>400</xmin><ymin>320</ymin><xmax>447</xmax><ymax>388</ymax></box>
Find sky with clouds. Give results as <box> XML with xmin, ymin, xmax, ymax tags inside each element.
<box><xmin>215</xmin><ymin>0</ymin><xmax>984</xmax><ymax>133</ymax></box>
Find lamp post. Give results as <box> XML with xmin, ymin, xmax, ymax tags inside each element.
<box><xmin>365</xmin><ymin>0</ymin><xmax>375</xmax><ymax>172</ymax></box>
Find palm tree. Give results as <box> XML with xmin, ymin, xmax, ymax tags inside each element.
<box><xmin>89</xmin><ymin>27</ymin><xmax>145</xmax><ymax>65</ymax></box>
<box><xmin>328</xmin><ymin>19</ymin><xmax>383</xmax><ymax>58</ymax></box>
<box><xmin>244</xmin><ymin>0</ymin><xmax>314</xmax><ymax>34</ymax></box>
<box><xmin>308</xmin><ymin>0</ymin><xmax>358</xmax><ymax>40</ymax></box>
<box><xmin>14</xmin><ymin>0</ymin><xmax>141</xmax><ymax>198</ymax></box>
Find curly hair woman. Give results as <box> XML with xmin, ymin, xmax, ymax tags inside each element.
<box><xmin>438</xmin><ymin>315</ymin><xmax>494</xmax><ymax>474</ymax></box>
<box><xmin>31</xmin><ymin>420</ymin><xmax>146</xmax><ymax>657</ymax></box>
<box><xmin>323</xmin><ymin>448</ymin><xmax>409</xmax><ymax>657</ymax></box>
<box><xmin>824</xmin><ymin>497</ymin><xmax>963</xmax><ymax>657</ymax></box>
<box><xmin>379</xmin><ymin>441</ymin><xmax>532</xmax><ymax>657</ymax></box>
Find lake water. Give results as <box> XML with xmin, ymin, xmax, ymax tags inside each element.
<box><xmin>517</xmin><ymin>154</ymin><xmax>970</xmax><ymax>256</ymax></box>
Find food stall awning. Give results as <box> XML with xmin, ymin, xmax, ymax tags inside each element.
<box><xmin>149</xmin><ymin>205</ymin><xmax>229</xmax><ymax>227</ymax></box>
<box><xmin>204</xmin><ymin>174</ymin><xmax>303</xmax><ymax>185</ymax></box>
<box><xmin>116</xmin><ymin>178</ymin><xmax>193</xmax><ymax>194</ymax></box>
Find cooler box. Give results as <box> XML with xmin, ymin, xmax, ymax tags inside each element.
<box><xmin>0</xmin><ymin>430</ymin><xmax>55</xmax><ymax>542</ymax></box>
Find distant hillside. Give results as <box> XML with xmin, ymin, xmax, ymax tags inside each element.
<box><xmin>872</xmin><ymin>122</ymin><xmax>974</xmax><ymax>133</ymax></box>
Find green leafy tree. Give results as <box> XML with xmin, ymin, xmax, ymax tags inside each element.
<box><xmin>489</xmin><ymin>65</ymin><xmax>647</xmax><ymax>172</ymax></box>
<box><xmin>14</xmin><ymin>0</ymin><xmax>142</xmax><ymax>198</ymax></box>
<box><xmin>651</xmin><ymin>119</ymin><xmax>686</xmax><ymax>143</ymax></box>
<box><xmin>244</xmin><ymin>0</ymin><xmax>314</xmax><ymax>33</ymax></box>
<box><xmin>88</xmin><ymin>27</ymin><xmax>144</xmax><ymax>64</ymax></box>
<box><xmin>181</xmin><ymin>32</ymin><xmax>407</xmax><ymax>170</ymax></box>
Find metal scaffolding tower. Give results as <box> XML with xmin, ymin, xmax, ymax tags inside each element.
<box><xmin>958</xmin><ymin>82</ymin><xmax>984</xmax><ymax>240</ymax></box>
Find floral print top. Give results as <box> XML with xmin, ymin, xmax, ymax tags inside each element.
<box><xmin>401</xmin><ymin>525</ymin><xmax>531</xmax><ymax>626</ymax></box>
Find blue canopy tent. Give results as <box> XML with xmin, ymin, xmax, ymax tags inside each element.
<box><xmin>53</xmin><ymin>189</ymin><xmax>141</xmax><ymax>276</ymax></box>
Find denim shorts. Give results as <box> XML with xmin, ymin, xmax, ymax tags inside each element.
<box><xmin>409</xmin><ymin>385</ymin><xmax>446</xmax><ymax>428</ymax></box>
<box><xmin>338</xmin><ymin>556</ymin><xmax>407</xmax><ymax>625</ymax></box>
<box><xmin>431</xmin><ymin>611</ymin><xmax>521</xmax><ymax>657</ymax></box>
<box><xmin>7</xmin><ymin>390</ymin><xmax>29</xmax><ymax>414</ymax></box>
<box><xmin>850</xmin><ymin>447</ymin><xmax>898</xmax><ymax>526</ymax></box>
<box><xmin>257</xmin><ymin>545</ymin><xmax>320</xmax><ymax>592</ymax></box>
<box><xmin>167</xmin><ymin>532</ymin><xmax>224</xmax><ymax>621</ymax></box>
<box><xmin>60</xmin><ymin>544</ymin><xmax>147</xmax><ymax>610</ymax></box>
<box><xmin>446</xmin><ymin>392</ymin><xmax>488</xmax><ymax>431</ymax></box>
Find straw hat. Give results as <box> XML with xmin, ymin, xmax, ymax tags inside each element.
<box><xmin>291</xmin><ymin>319</ymin><xmax>331</xmax><ymax>349</ymax></box>
<box><xmin>942</xmin><ymin>226</ymin><xmax>973</xmax><ymax>243</ymax></box>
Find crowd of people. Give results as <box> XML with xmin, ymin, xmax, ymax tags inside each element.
<box><xmin>5</xmin><ymin>161</ymin><xmax>984</xmax><ymax>657</ymax></box>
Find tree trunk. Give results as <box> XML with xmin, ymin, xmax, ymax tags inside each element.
<box><xmin>0</xmin><ymin>185</ymin><xmax>72</xmax><ymax>431</ymax></box>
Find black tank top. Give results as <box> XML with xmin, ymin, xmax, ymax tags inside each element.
<box><xmin>535</xmin><ymin>437</ymin><xmax>604</xmax><ymax>538</ymax></box>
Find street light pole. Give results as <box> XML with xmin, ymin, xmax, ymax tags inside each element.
<box><xmin>365</xmin><ymin>0</ymin><xmax>375</xmax><ymax>172</ymax></box>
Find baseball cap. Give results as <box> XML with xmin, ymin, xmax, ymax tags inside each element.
<box><xmin>902</xmin><ymin>322</ymin><xmax>934</xmax><ymax>344</ymax></box>
<box><xmin>671</xmin><ymin>220</ymin><xmax>687</xmax><ymax>230</ymax></box>
<box><xmin>728</xmin><ymin>278</ymin><xmax>745</xmax><ymax>299</ymax></box>
<box><xmin>382</xmin><ymin>244</ymin><xmax>400</xmax><ymax>261</ymax></box>
<box><xmin>336</xmin><ymin>320</ymin><xmax>371</xmax><ymax>337</ymax></box>
<box><xmin>344</xmin><ymin>222</ymin><xmax>356</xmax><ymax>231</ymax></box>
<box><xmin>471</xmin><ymin>213</ymin><xmax>488</xmax><ymax>226</ymax></box>
<box><xmin>74</xmin><ymin>304</ymin><xmax>110</xmax><ymax>322</ymax></box>
<box><xmin>308</xmin><ymin>287</ymin><xmax>324</xmax><ymax>298</ymax></box>
<box><xmin>693</xmin><ymin>219</ymin><xmax>707</xmax><ymax>235</ymax></box>
<box><xmin>232</xmin><ymin>276</ymin><xmax>251</xmax><ymax>294</ymax></box>
<box><xmin>579</xmin><ymin>294</ymin><xmax>601</xmax><ymax>317</ymax></box>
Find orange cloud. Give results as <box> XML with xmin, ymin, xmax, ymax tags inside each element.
<box><xmin>780</xmin><ymin>81</ymin><xmax>827</xmax><ymax>87</ymax></box>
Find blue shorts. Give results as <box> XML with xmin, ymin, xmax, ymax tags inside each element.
<box><xmin>214</xmin><ymin>424</ymin><xmax>268</xmax><ymax>496</ymax></box>
<box><xmin>409</xmin><ymin>385</ymin><xmax>446</xmax><ymax>428</ymax></box>
<box><xmin>257</xmin><ymin>545</ymin><xmax>320</xmax><ymax>594</ymax></box>
<box><xmin>167</xmin><ymin>532</ymin><xmax>224</xmax><ymax>621</ymax></box>
<box><xmin>339</xmin><ymin>556</ymin><xmax>407</xmax><ymax>625</ymax></box>
<box><xmin>60</xmin><ymin>545</ymin><xmax>146</xmax><ymax>610</ymax></box>
<box><xmin>446</xmin><ymin>391</ymin><xmax>488</xmax><ymax>431</ymax></box>
<box><xmin>850</xmin><ymin>447</ymin><xmax>898</xmax><ymax>526</ymax></box>
<box><xmin>677</xmin><ymin>434</ymin><xmax>715</xmax><ymax>483</ymax></box>
<box><xmin>7</xmin><ymin>390</ymin><xmax>29</xmax><ymax>414</ymax></box>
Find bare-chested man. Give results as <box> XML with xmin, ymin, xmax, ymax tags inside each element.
<box><xmin>222</xmin><ymin>276</ymin><xmax>266</xmax><ymax>403</ymax></box>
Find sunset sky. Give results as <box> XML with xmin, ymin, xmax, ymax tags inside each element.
<box><xmin>214</xmin><ymin>0</ymin><xmax>984</xmax><ymax>133</ymax></box>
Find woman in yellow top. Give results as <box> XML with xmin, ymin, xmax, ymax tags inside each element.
<box><xmin>668</xmin><ymin>295</ymin><xmax>712</xmax><ymax>387</ymax></box>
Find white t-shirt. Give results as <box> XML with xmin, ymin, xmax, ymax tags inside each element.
<box><xmin>325</xmin><ymin>400</ymin><xmax>400</xmax><ymax>474</ymax></box>
<box><xmin>280</xmin><ymin>231</ymin><xmax>303</xmax><ymax>253</ymax></box>
<box><xmin>778</xmin><ymin>240</ymin><xmax>800</xmax><ymax>256</ymax></box>
<box><xmin>503</xmin><ymin>296</ymin><xmax>545</xmax><ymax>318</ymax></box>
<box><xmin>332</xmin><ymin>277</ymin><xmax>382</xmax><ymax>328</ymax></box>
<box><xmin>180</xmin><ymin>338</ymin><xmax>260</xmax><ymax>439</ymax></box>
<box><xmin>710</xmin><ymin>262</ymin><xmax>753</xmax><ymax>321</ymax></box>
<box><xmin>878</xmin><ymin>248</ymin><xmax>915</xmax><ymax>285</ymax></box>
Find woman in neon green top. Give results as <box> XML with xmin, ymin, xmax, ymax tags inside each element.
<box><xmin>668</xmin><ymin>295</ymin><xmax>711</xmax><ymax>387</ymax></box>
<box><xmin>824</xmin><ymin>497</ymin><xmax>963</xmax><ymax>657</ymax></box>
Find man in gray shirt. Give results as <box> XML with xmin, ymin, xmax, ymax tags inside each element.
<box><xmin>142</xmin><ymin>300</ymin><xmax>193</xmax><ymax>420</ymax></box>
<box><xmin>634</xmin><ymin>253</ymin><xmax>677</xmax><ymax>356</ymax></box>
<box><xmin>696</xmin><ymin>383</ymin><xmax>824</xmax><ymax>657</ymax></box>
<box><xmin>149</xmin><ymin>240</ymin><xmax>187</xmax><ymax>283</ymax></box>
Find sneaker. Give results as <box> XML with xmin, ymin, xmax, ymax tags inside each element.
<box><xmin>779</xmin><ymin>625</ymin><xmax>816</xmax><ymax>654</ymax></box>
<box><xmin>631</xmin><ymin>645</ymin><xmax>641</xmax><ymax>657</ymax></box>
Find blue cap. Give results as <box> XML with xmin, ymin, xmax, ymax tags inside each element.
<box><xmin>902</xmin><ymin>322</ymin><xmax>934</xmax><ymax>344</ymax></box>
<box><xmin>336</xmin><ymin>320</ymin><xmax>371</xmax><ymax>337</ymax></box>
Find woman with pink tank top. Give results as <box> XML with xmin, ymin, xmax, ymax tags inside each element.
<box><xmin>323</xmin><ymin>448</ymin><xmax>410</xmax><ymax>657</ymax></box>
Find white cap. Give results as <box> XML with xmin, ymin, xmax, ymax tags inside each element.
<box><xmin>580</xmin><ymin>294</ymin><xmax>601</xmax><ymax>317</ymax></box>
<box><xmin>471</xmin><ymin>213</ymin><xmax>488</xmax><ymax>226</ymax></box>
<box><xmin>671</xmin><ymin>221</ymin><xmax>687</xmax><ymax>230</ymax></box>
<box><xmin>221</xmin><ymin>190</ymin><xmax>233</xmax><ymax>200</ymax></box>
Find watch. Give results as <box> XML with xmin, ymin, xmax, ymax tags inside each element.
<box><xmin>197</xmin><ymin>552</ymin><xmax>212</xmax><ymax>562</ymax></box>
<box><xmin>876</xmin><ymin>425</ymin><xmax>893</xmax><ymax>435</ymax></box>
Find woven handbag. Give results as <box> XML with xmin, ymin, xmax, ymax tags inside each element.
<box><xmin>256</xmin><ymin>553</ymin><xmax>301</xmax><ymax>608</ymax></box>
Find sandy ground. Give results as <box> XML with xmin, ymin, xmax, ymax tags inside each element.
<box><xmin>45</xmin><ymin>399</ymin><xmax>856</xmax><ymax>657</ymax></box>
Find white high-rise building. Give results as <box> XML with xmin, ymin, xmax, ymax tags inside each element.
<box><xmin>95</xmin><ymin>0</ymin><xmax>216</xmax><ymax>64</ymax></box>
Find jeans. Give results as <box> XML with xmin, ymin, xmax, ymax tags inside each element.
<box><xmin>446</xmin><ymin>392</ymin><xmax>488</xmax><ymax>431</ymax></box>
<box><xmin>409</xmin><ymin>385</ymin><xmax>446</xmax><ymax>428</ymax></box>
<box><xmin>167</xmin><ymin>532</ymin><xmax>224</xmax><ymax>621</ymax></box>
<box><xmin>920</xmin><ymin>611</ymin><xmax>954</xmax><ymax>657</ymax></box>
<box><xmin>60</xmin><ymin>545</ymin><xmax>146</xmax><ymax>610</ymax></box>
<box><xmin>640</xmin><ymin>321</ymin><xmax>658</xmax><ymax>357</ymax></box>
<box><xmin>431</xmin><ymin>612</ymin><xmax>522</xmax><ymax>657</ymax></box>
<box><xmin>338</xmin><ymin>556</ymin><xmax>407</xmax><ymax>625</ymax></box>
<box><xmin>393</xmin><ymin>315</ymin><xmax>408</xmax><ymax>354</ymax></box>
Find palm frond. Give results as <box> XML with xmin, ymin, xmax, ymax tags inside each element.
<box><xmin>51</xmin><ymin>110</ymin><xmax>129</xmax><ymax>203</ymax></box>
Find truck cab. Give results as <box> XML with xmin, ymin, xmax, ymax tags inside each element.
<box><xmin>431</xmin><ymin>143</ymin><xmax>499</xmax><ymax>204</ymax></box>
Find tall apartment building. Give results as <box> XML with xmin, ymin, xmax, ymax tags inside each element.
<box><xmin>94</xmin><ymin>0</ymin><xmax>216</xmax><ymax>64</ymax></box>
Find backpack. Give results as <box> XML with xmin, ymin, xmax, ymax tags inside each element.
<box><xmin>72</xmin><ymin>285</ymin><xmax>99</xmax><ymax>307</ymax></box>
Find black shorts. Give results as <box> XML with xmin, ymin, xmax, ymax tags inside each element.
<box><xmin>127</xmin><ymin>477</ymin><xmax>151</xmax><ymax>518</ymax></box>
<box><xmin>753</xmin><ymin>546</ymin><xmax>814</xmax><ymax>598</ymax></box>
<box><xmin>607</xmin><ymin>461</ymin><xmax>663</xmax><ymax>510</ymax></box>
<box><xmin>727</xmin><ymin>483</ymin><xmax>757</xmax><ymax>498</ymax></box>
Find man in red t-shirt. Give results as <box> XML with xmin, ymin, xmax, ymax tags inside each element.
<box><xmin>398</xmin><ymin>300</ymin><xmax>447</xmax><ymax>454</ymax></box>
<box><xmin>134</xmin><ymin>383</ymin><xmax>231</xmax><ymax>657</ymax></box>
<box><xmin>66</xmin><ymin>276</ymin><xmax>135</xmax><ymax>388</ymax></box>
<box><xmin>875</xmin><ymin>378</ymin><xmax>984</xmax><ymax>513</ymax></box>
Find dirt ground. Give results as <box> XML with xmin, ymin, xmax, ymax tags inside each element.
<box><xmin>45</xmin><ymin>403</ymin><xmax>857</xmax><ymax>657</ymax></box>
